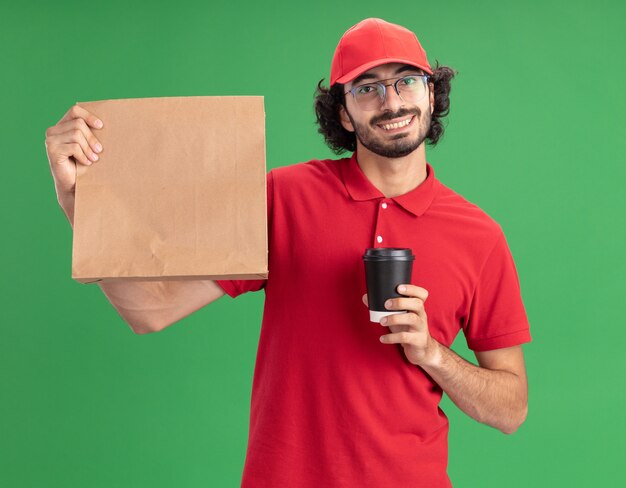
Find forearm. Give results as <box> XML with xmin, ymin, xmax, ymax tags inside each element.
<box><xmin>97</xmin><ymin>280</ymin><xmax>177</xmax><ymax>333</ymax></box>
<box><xmin>421</xmin><ymin>340</ymin><xmax>528</xmax><ymax>434</ymax></box>
<box><xmin>57</xmin><ymin>192</ymin><xmax>75</xmax><ymax>229</ymax></box>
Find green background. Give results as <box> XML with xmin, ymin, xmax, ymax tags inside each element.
<box><xmin>2</xmin><ymin>0</ymin><xmax>624</xmax><ymax>486</ymax></box>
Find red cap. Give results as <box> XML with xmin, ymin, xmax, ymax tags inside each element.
<box><xmin>330</xmin><ymin>18</ymin><xmax>433</xmax><ymax>86</ymax></box>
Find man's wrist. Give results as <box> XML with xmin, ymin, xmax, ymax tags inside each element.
<box><xmin>57</xmin><ymin>191</ymin><xmax>75</xmax><ymax>228</ymax></box>
<box><xmin>421</xmin><ymin>336</ymin><xmax>443</xmax><ymax>369</ymax></box>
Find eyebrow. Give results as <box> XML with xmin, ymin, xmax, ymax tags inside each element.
<box><xmin>350</xmin><ymin>64</ymin><xmax>424</xmax><ymax>87</ymax></box>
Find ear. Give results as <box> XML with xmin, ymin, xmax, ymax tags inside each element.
<box><xmin>339</xmin><ymin>104</ymin><xmax>355</xmax><ymax>132</ymax></box>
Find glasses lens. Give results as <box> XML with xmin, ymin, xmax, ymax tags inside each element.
<box><xmin>397</xmin><ymin>76</ymin><xmax>427</xmax><ymax>103</ymax></box>
<box><xmin>354</xmin><ymin>83</ymin><xmax>383</xmax><ymax>110</ymax></box>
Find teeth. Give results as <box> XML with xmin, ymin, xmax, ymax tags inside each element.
<box><xmin>380</xmin><ymin>116</ymin><xmax>412</xmax><ymax>130</ymax></box>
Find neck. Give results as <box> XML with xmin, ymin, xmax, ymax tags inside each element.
<box><xmin>355</xmin><ymin>142</ymin><xmax>428</xmax><ymax>198</ymax></box>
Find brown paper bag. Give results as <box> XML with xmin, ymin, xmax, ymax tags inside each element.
<box><xmin>71</xmin><ymin>96</ymin><xmax>267</xmax><ymax>284</ymax></box>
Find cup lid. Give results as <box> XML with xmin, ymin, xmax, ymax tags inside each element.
<box><xmin>362</xmin><ymin>247</ymin><xmax>415</xmax><ymax>261</ymax></box>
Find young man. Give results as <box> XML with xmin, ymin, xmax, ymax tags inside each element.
<box><xmin>45</xmin><ymin>17</ymin><xmax>531</xmax><ymax>488</ymax></box>
<box><xmin>214</xmin><ymin>17</ymin><xmax>532</xmax><ymax>487</ymax></box>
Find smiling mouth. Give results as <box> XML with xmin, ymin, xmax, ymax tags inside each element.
<box><xmin>376</xmin><ymin>115</ymin><xmax>415</xmax><ymax>132</ymax></box>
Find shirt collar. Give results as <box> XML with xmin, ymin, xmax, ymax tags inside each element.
<box><xmin>339</xmin><ymin>150</ymin><xmax>438</xmax><ymax>217</ymax></box>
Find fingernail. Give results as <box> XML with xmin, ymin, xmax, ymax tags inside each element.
<box><xmin>95</xmin><ymin>143</ymin><xmax>103</xmax><ymax>152</ymax></box>
<box><xmin>385</xmin><ymin>300</ymin><xmax>391</xmax><ymax>309</ymax></box>
<box><xmin>90</xmin><ymin>153</ymin><xmax>99</xmax><ymax>161</ymax></box>
<box><xmin>399</xmin><ymin>285</ymin><xmax>406</xmax><ymax>292</ymax></box>
<box><xmin>95</xmin><ymin>119</ymin><xmax>103</xmax><ymax>128</ymax></box>
<box><xmin>381</xmin><ymin>317</ymin><xmax>387</xmax><ymax>325</ymax></box>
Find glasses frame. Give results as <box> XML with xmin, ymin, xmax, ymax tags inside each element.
<box><xmin>344</xmin><ymin>74</ymin><xmax>431</xmax><ymax>111</ymax></box>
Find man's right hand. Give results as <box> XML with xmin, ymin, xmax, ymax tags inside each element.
<box><xmin>45</xmin><ymin>104</ymin><xmax>104</xmax><ymax>201</ymax></box>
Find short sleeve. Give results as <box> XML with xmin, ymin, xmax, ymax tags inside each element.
<box><xmin>215</xmin><ymin>277</ymin><xmax>266</xmax><ymax>298</ymax></box>
<box><xmin>463</xmin><ymin>230</ymin><xmax>531</xmax><ymax>351</ymax></box>
<box><xmin>215</xmin><ymin>170</ymin><xmax>274</xmax><ymax>299</ymax></box>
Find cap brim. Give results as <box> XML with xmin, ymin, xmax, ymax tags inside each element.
<box><xmin>334</xmin><ymin>58</ymin><xmax>433</xmax><ymax>85</ymax></box>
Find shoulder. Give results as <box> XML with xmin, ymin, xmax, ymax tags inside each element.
<box><xmin>430</xmin><ymin>178</ymin><xmax>505</xmax><ymax>249</ymax></box>
<box><xmin>270</xmin><ymin>156</ymin><xmax>347</xmax><ymax>188</ymax></box>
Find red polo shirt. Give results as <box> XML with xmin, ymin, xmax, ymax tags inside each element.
<box><xmin>215</xmin><ymin>151</ymin><xmax>531</xmax><ymax>487</ymax></box>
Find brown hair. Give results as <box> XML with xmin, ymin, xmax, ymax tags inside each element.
<box><xmin>314</xmin><ymin>61</ymin><xmax>457</xmax><ymax>154</ymax></box>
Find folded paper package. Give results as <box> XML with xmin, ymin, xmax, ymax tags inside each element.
<box><xmin>72</xmin><ymin>96</ymin><xmax>267</xmax><ymax>284</ymax></box>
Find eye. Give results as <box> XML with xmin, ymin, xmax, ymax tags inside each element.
<box><xmin>356</xmin><ymin>84</ymin><xmax>376</xmax><ymax>95</ymax></box>
<box><xmin>400</xmin><ymin>76</ymin><xmax>418</xmax><ymax>86</ymax></box>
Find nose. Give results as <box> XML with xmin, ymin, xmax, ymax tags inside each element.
<box><xmin>380</xmin><ymin>84</ymin><xmax>405</xmax><ymax>112</ymax></box>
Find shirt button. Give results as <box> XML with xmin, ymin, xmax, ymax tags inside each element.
<box><xmin>381</xmin><ymin>202</ymin><xmax>388</xmax><ymax>209</ymax></box>
<box><xmin>377</xmin><ymin>235</ymin><xmax>383</xmax><ymax>243</ymax></box>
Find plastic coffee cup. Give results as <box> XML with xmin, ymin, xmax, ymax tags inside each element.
<box><xmin>362</xmin><ymin>248</ymin><xmax>415</xmax><ymax>323</ymax></box>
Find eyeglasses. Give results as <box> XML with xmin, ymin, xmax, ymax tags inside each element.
<box><xmin>344</xmin><ymin>74</ymin><xmax>431</xmax><ymax>111</ymax></box>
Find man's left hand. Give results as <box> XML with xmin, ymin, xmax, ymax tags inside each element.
<box><xmin>362</xmin><ymin>284</ymin><xmax>441</xmax><ymax>367</ymax></box>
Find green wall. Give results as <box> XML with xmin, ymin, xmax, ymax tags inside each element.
<box><xmin>1</xmin><ymin>0</ymin><xmax>624</xmax><ymax>486</ymax></box>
